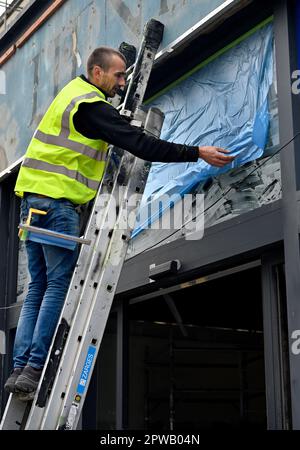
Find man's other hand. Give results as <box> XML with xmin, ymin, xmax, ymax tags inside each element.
<box><xmin>198</xmin><ymin>146</ymin><xmax>235</xmax><ymax>167</ymax></box>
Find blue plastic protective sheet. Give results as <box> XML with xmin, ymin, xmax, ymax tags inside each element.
<box><xmin>132</xmin><ymin>23</ymin><xmax>274</xmax><ymax>238</ymax></box>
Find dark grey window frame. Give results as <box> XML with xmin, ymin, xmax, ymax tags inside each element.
<box><xmin>0</xmin><ymin>171</ymin><xmax>20</xmax><ymax>413</ymax></box>
<box><xmin>262</xmin><ymin>251</ymin><xmax>291</xmax><ymax>429</ymax></box>
<box><xmin>273</xmin><ymin>0</ymin><xmax>300</xmax><ymax>430</ymax></box>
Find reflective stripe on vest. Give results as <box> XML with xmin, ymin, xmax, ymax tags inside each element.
<box><xmin>60</xmin><ymin>91</ymin><xmax>101</xmax><ymax>138</ymax></box>
<box><xmin>22</xmin><ymin>157</ymin><xmax>100</xmax><ymax>191</ymax></box>
<box><xmin>34</xmin><ymin>130</ymin><xmax>106</xmax><ymax>162</ymax></box>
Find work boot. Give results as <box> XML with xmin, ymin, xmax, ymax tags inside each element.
<box><xmin>15</xmin><ymin>365</ymin><xmax>42</xmax><ymax>401</ymax></box>
<box><xmin>4</xmin><ymin>368</ymin><xmax>23</xmax><ymax>394</ymax></box>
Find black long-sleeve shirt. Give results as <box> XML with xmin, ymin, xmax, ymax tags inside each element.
<box><xmin>73</xmin><ymin>75</ymin><xmax>199</xmax><ymax>163</ymax></box>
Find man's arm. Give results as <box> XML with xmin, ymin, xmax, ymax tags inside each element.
<box><xmin>73</xmin><ymin>101</ymin><xmax>234</xmax><ymax>165</ymax></box>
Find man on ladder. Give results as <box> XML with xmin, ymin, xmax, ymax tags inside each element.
<box><xmin>4</xmin><ymin>44</ymin><xmax>234</xmax><ymax>402</ymax></box>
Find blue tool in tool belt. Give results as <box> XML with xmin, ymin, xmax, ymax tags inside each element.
<box><xmin>18</xmin><ymin>208</ymin><xmax>91</xmax><ymax>250</ymax></box>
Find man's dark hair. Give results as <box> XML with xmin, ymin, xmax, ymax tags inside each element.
<box><xmin>87</xmin><ymin>47</ymin><xmax>127</xmax><ymax>76</ymax></box>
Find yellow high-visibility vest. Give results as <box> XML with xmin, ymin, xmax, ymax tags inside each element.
<box><xmin>15</xmin><ymin>76</ymin><xmax>110</xmax><ymax>204</ymax></box>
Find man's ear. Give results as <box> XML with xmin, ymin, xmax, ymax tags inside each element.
<box><xmin>93</xmin><ymin>65</ymin><xmax>103</xmax><ymax>79</ymax></box>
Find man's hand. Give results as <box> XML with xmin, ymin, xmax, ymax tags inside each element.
<box><xmin>198</xmin><ymin>146</ymin><xmax>235</xmax><ymax>167</ymax></box>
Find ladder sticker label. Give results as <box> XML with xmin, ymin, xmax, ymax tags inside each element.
<box><xmin>76</xmin><ymin>345</ymin><xmax>96</xmax><ymax>395</ymax></box>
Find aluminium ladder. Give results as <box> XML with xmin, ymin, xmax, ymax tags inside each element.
<box><xmin>0</xmin><ymin>18</ymin><xmax>164</xmax><ymax>430</ymax></box>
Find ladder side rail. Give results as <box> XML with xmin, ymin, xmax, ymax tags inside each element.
<box><xmin>24</xmin><ymin>150</ymin><xmax>131</xmax><ymax>429</ymax></box>
<box><xmin>122</xmin><ymin>19</ymin><xmax>164</xmax><ymax>114</ymax></box>
<box><xmin>43</xmin><ymin>149</ymin><xmax>153</xmax><ymax>430</ymax></box>
<box><xmin>28</xmin><ymin>151</ymin><xmax>136</xmax><ymax>429</ymax></box>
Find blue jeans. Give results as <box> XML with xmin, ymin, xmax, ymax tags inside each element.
<box><xmin>13</xmin><ymin>195</ymin><xmax>80</xmax><ymax>369</ymax></box>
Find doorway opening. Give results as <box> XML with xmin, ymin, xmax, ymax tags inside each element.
<box><xmin>127</xmin><ymin>265</ymin><xmax>266</xmax><ymax>429</ymax></box>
